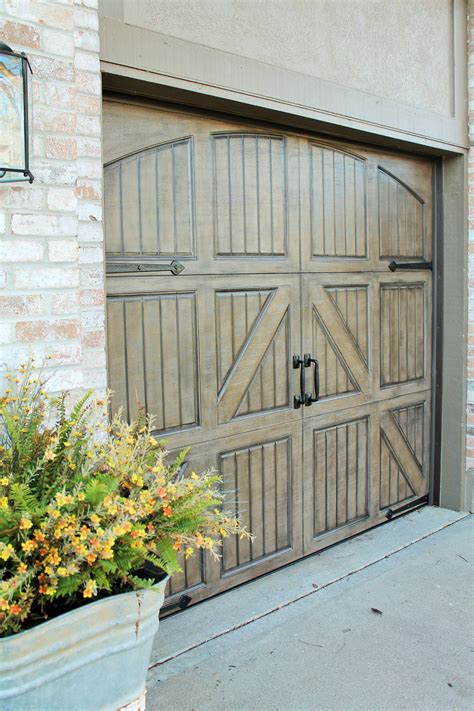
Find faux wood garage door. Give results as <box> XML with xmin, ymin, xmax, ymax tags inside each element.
<box><xmin>103</xmin><ymin>99</ymin><xmax>433</xmax><ymax>607</ymax></box>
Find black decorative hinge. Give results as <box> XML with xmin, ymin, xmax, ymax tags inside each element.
<box><xmin>388</xmin><ymin>261</ymin><xmax>432</xmax><ymax>272</ymax></box>
<box><xmin>385</xmin><ymin>494</ymin><xmax>429</xmax><ymax>520</ymax></box>
<box><xmin>106</xmin><ymin>260</ymin><xmax>185</xmax><ymax>275</ymax></box>
<box><xmin>160</xmin><ymin>594</ymin><xmax>192</xmax><ymax>615</ymax></box>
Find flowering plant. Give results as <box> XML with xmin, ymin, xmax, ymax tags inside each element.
<box><xmin>0</xmin><ymin>361</ymin><xmax>251</xmax><ymax>637</ymax></box>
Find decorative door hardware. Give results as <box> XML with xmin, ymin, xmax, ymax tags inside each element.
<box><xmin>293</xmin><ymin>354</ymin><xmax>305</xmax><ymax>409</ymax></box>
<box><xmin>106</xmin><ymin>260</ymin><xmax>185</xmax><ymax>275</ymax></box>
<box><xmin>385</xmin><ymin>494</ymin><xmax>429</xmax><ymax>520</ymax></box>
<box><xmin>303</xmin><ymin>353</ymin><xmax>320</xmax><ymax>406</ymax></box>
<box><xmin>293</xmin><ymin>353</ymin><xmax>319</xmax><ymax>408</ymax></box>
<box><xmin>388</xmin><ymin>261</ymin><xmax>432</xmax><ymax>272</ymax></box>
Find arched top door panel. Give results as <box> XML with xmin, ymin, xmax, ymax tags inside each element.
<box><xmin>307</xmin><ymin>142</ymin><xmax>368</xmax><ymax>259</ymax></box>
<box><xmin>377</xmin><ymin>167</ymin><xmax>425</xmax><ymax>260</ymax></box>
<box><xmin>104</xmin><ymin>138</ymin><xmax>195</xmax><ymax>258</ymax></box>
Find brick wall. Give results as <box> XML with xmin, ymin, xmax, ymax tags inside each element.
<box><xmin>0</xmin><ymin>0</ymin><xmax>106</xmax><ymax>395</ymax></box>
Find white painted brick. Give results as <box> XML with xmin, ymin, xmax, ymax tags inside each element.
<box><xmin>48</xmin><ymin>367</ymin><xmax>84</xmax><ymax>392</ymax></box>
<box><xmin>74</xmin><ymin>28</ymin><xmax>99</xmax><ymax>52</ymax></box>
<box><xmin>74</xmin><ymin>49</ymin><xmax>100</xmax><ymax>72</ymax></box>
<box><xmin>0</xmin><ymin>323</ymin><xmax>12</xmax><ymax>345</ymax></box>
<box><xmin>81</xmin><ymin>348</ymin><xmax>106</xmax><ymax>370</ymax></box>
<box><xmin>80</xmin><ymin>267</ymin><xmax>104</xmax><ymax>287</ymax></box>
<box><xmin>76</xmin><ymin>158</ymin><xmax>102</xmax><ymax>180</ymax></box>
<box><xmin>74</xmin><ymin>8</ymin><xmax>99</xmax><ymax>30</ymax></box>
<box><xmin>15</xmin><ymin>268</ymin><xmax>79</xmax><ymax>289</ymax></box>
<box><xmin>77</xmin><ymin>201</ymin><xmax>102</xmax><ymax>221</ymax></box>
<box><xmin>49</xmin><ymin>240</ymin><xmax>79</xmax><ymax>262</ymax></box>
<box><xmin>78</xmin><ymin>220</ymin><xmax>103</xmax><ymax>242</ymax></box>
<box><xmin>12</xmin><ymin>214</ymin><xmax>77</xmax><ymax>236</ymax></box>
<box><xmin>0</xmin><ymin>271</ymin><xmax>6</xmax><ymax>289</ymax></box>
<box><xmin>33</xmin><ymin>162</ymin><xmax>77</xmax><ymax>186</ymax></box>
<box><xmin>47</xmin><ymin>188</ymin><xmax>78</xmax><ymax>212</ymax></box>
<box><xmin>76</xmin><ymin>113</ymin><xmax>101</xmax><ymax>137</ymax></box>
<box><xmin>76</xmin><ymin>136</ymin><xmax>101</xmax><ymax>157</ymax></box>
<box><xmin>79</xmin><ymin>245</ymin><xmax>103</xmax><ymax>263</ymax></box>
<box><xmin>81</xmin><ymin>310</ymin><xmax>104</xmax><ymax>330</ymax></box>
<box><xmin>42</xmin><ymin>27</ymin><xmax>75</xmax><ymax>57</ymax></box>
<box><xmin>82</xmin><ymin>368</ymin><xmax>107</xmax><ymax>390</ymax></box>
<box><xmin>0</xmin><ymin>240</ymin><xmax>44</xmax><ymax>262</ymax></box>
<box><xmin>0</xmin><ymin>213</ymin><xmax>5</xmax><ymax>234</ymax></box>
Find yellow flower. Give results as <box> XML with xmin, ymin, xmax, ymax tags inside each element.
<box><xmin>57</xmin><ymin>567</ymin><xmax>68</xmax><ymax>577</ymax></box>
<box><xmin>0</xmin><ymin>497</ymin><xmax>8</xmax><ymax>509</ymax></box>
<box><xmin>83</xmin><ymin>580</ymin><xmax>97</xmax><ymax>598</ymax></box>
<box><xmin>19</xmin><ymin>518</ymin><xmax>33</xmax><ymax>530</ymax></box>
<box><xmin>185</xmin><ymin>547</ymin><xmax>194</xmax><ymax>559</ymax></box>
<box><xmin>17</xmin><ymin>562</ymin><xmax>28</xmax><ymax>574</ymax></box>
<box><xmin>0</xmin><ymin>544</ymin><xmax>14</xmax><ymax>561</ymax></box>
<box><xmin>0</xmin><ymin>477</ymin><xmax>9</xmax><ymax>486</ymax></box>
<box><xmin>21</xmin><ymin>540</ymin><xmax>37</xmax><ymax>553</ymax></box>
<box><xmin>77</xmin><ymin>492</ymin><xmax>85</xmax><ymax>501</ymax></box>
<box><xmin>44</xmin><ymin>449</ymin><xmax>55</xmax><ymax>461</ymax></box>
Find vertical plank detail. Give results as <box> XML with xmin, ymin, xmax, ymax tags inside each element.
<box><xmin>378</xmin><ymin>168</ymin><xmax>425</xmax><ymax>259</ymax></box>
<box><xmin>219</xmin><ymin>437</ymin><xmax>291</xmax><ymax>573</ymax></box>
<box><xmin>212</xmin><ymin>134</ymin><xmax>287</xmax><ymax>256</ymax></box>
<box><xmin>380</xmin><ymin>283</ymin><xmax>425</xmax><ymax>385</ymax></box>
<box><xmin>107</xmin><ymin>293</ymin><xmax>199</xmax><ymax>433</ymax></box>
<box><xmin>104</xmin><ymin>138</ymin><xmax>195</xmax><ymax>257</ymax></box>
<box><xmin>312</xmin><ymin>417</ymin><xmax>369</xmax><ymax>537</ymax></box>
<box><xmin>309</xmin><ymin>144</ymin><xmax>367</xmax><ymax>257</ymax></box>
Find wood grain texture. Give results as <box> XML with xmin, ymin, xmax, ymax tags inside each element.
<box><xmin>103</xmin><ymin>100</ymin><xmax>434</xmax><ymax>607</ymax></box>
<box><xmin>104</xmin><ymin>138</ymin><xmax>194</xmax><ymax>257</ymax></box>
<box><xmin>380</xmin><ymin>283</ymin><xmax>425</xmax><ymax>386</ymax></box>
<box><xmin>107</xmin><ymin>293</ymin><xmax>199</xmax><ymax>433</ymax></box>
<box><xmin>212</xmin><ymin>134</ymin><xmax>287</xmax><ymax>257</ymax></box>
<box><xmin>219</xmin><ymin>436</ymin><xmax>291</xmax><ymax>573</ymax></box>
<box><xmin>378</xmin><ymin>167</ymin><xmax>425</xmax><ymax>259</ymax></box>
<box><xmin>309</xmin><ymin>143</ymin><xmax>367</xmax><ymax>258</ymax></box>
<box><xmin>312</xmin><ymin>417</ymin><xmax>369</xmax><ymax>536</ymax></box>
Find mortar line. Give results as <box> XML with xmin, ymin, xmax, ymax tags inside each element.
<box><xmin>149</xmin><ymin>513</ymin><xmax>470</xmax><ymax>669</ymax></box>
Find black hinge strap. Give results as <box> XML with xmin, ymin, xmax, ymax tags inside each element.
<box><xmin>160</xmin><ymin>594</ymin><xmax>192</xmax><ymax>614</ymax></box>
<box><xmin>106</xmin><ymin>260</ymin><xmax>185</xmax><ymax>275</ymax></box>
<box><xmin>385</xmin><ymin>494</ymin><xmax>429</xmax><ymax>520</ymax></box>
<box><xmin>388</xmin><ymin>261</ymin><xmax>432</xmax><ymax>272</ymax></box>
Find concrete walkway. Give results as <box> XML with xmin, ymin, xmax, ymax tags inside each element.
<box><xmin>147</xmin><ymin>509</ymin><xmax>473</xmax><ymax>710</ymax></box>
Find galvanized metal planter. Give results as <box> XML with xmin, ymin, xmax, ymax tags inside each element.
<box><xmin>0</xmin><ymin>578</ymin><xmax>168</xmax><ymax>711</ymax></box>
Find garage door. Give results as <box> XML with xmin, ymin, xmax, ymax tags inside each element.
<box><xmin>103</xmin><ymin>99</ymin><xmax>433</xmax><ymax>607</ymax></box>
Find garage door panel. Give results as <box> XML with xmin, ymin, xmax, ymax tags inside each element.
<box><xmin>104</xmin><ymin>99</ymin><xmax>434</xmax><ymax>609</ymax></box>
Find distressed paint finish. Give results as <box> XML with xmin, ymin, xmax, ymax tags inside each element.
<box><xmin>104</xmin><ymin>100</ymin><xmax>433</xmax><ymax>605</ymax></box>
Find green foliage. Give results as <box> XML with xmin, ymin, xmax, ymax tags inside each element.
<box><xmin>0</xmin><ymin>359</ymin><xmax>252</xmax><ymax>637</ymax></box>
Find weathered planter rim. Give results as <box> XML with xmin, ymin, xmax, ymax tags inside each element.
<box><xmin>1</xmin><ymin>579</ymin><xmax>167</xmax><ymax>643</ymax></box>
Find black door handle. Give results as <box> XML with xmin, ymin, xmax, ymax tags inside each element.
<box><xmin>303</xmin><ymin>353</ymin><xmax>319</xmax><ymax>406</ymax></box>
<box><xmin>293</xmin><ymin>354</ymin><xmax>305</xmax><ymax>409</ymax></box>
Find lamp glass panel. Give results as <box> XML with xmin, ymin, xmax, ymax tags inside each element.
<box><xmin>0</xmin><ymin>54</ymin><xmax>25</xmax><ymax>170</ymax></box>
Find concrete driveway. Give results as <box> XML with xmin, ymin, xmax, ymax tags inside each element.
<box><xmin>147</xmin><ymin>509</ymin><xmax>473</xmax><ymax>711</ymax></box>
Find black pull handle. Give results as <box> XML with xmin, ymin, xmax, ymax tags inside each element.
<box><xmin>388</xmin><ymin>261</ymin><xmax>432</xmax><ymax>272</ymax></box>
<box><xmin>303</xmin><ymin>353</ymin><xmax>320</xmax><ymax>406</ymax></box>
<box><xmin>293</xmin><ymin>354</ymin><xmax>305</xmax><ymax>409</ymax></box>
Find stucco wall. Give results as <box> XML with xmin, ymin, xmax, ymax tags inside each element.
<box><xmin>0</xmin><ymin>0</ymin><xmax>106</xmax><ymax>395</ymax></box>
<box><xmin>99</xmin><ymin>0</ymin><xmax>467</xmax><ymax>152</ymax></box>
<box><xmin>120</xmin><ymin>0</ymin><xmax>454</xmax><ymax>116</ymax></box>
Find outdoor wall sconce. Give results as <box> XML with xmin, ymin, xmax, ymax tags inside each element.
<box><xmin>0</xmin><ymin>41</ymin><xmax>34</xmax><ymax>184</ymax></box>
